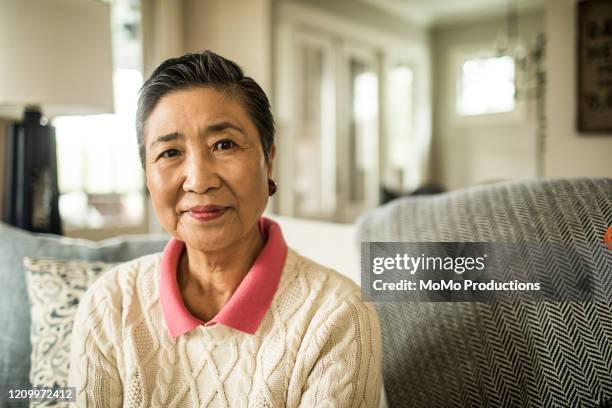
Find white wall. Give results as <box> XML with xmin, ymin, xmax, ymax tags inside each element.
<box><xmin>432</xmin><ymin>10</ymin><xmax>545</xmax><ymax>190</ymax></box>
<box><xmin>545</xmin><ymin>0</ymin><xmax>612</xmax><ymax>178</ymax></box>
<box><xmin>0</xmin><ymin>119</ymin><xmax>7</xmax><ymax>219</ymax></box>
<box><xmin>182</xmin><ymin>0</ymin><xmax>272</xmax><ymax>95</ymax></box>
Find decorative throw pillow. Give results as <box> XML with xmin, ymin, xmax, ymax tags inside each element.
<box><xmin>23</xmin><ymin>257</ymin><xmax>117</xmax><ymax>406</ymax></box>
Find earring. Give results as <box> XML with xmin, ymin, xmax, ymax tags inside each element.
<box><xmin>268</xmin><ymin>179</ymin><xmax>277</xmax><ymax>196</ymax></box>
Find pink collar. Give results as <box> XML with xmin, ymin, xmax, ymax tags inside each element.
<box><xmin>159</xmin><ymin>216</ymin><xmax>288</xmax><ymax>337</ymax></box>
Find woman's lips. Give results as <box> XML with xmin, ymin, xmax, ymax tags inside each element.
<box><xmin>186</xmin><ymin>206</ymin><xmax>228</xmax><ymax>221</ymax></box>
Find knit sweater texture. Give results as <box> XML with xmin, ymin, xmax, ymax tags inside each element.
<box><xmin>68</xmin><ymin>247</ymin><xmax>382</xmax><ymax>407</ymax></box>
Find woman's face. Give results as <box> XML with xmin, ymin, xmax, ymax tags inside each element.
<box><xmin>144</xmin><ymin>86</ymin><xmax>274</xmax><ymax>252</ymax></box>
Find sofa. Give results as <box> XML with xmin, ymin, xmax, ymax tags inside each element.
<box><xmin>0</xmin><ymin>224</ymin><xmax>169</xmax><ymax>406</ymax></box>
<box><xmin>356</xmin><ymin>177</ymin><xmax>611</xmax><ymax>407</ymax></box>
<box><xmin>0</xmin><ymin>213</ymin><xmax>360</xmax><ymax>407</ymax></box>
<box><xmin>1</xmin><ymin>177</ymin><xmax>610</xmax><ymax>407</ymax></box>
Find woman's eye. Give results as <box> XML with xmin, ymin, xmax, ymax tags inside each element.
<box><xmin>159</xmin><ymin>149</ymin><xmax>180</xmax><ymax>159</ymax></box>
<box><xmin>213</xmin><ymin>139</ymin><xmax>236</xmax><ymax>151</ymax></box>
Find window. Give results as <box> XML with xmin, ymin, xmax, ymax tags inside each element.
<box><xmin>54</xmin><ymin>0</ymin><xmax>144</xmax><ymax>230</ymax></box>
<box><xmin>293</xmin><ymin>40</ymin><xmax>333</xmax><ymax>219</ymax></box>
<box><xmin>349</xmin><ymin>57</ymin><xmax>378</xmax><ymax>208</ymax></box>
<box><xmin>386</xmin><ymin>63</ymin><xmax>414</xmax><ymax>190</ymax></box>
<box><xmin>286</xmin><ymin>32</ymin><xmax>381</xmax><ymax>223</ymax></box>
<box><xmin>458</xmin><ymin>55</ymin><xmax>515</xmax><ymax>116</ymax></box>
<box><xmin>275</xmin><ymin>1</ymin><xmax>430</xmax><ymax>222</ymax></box>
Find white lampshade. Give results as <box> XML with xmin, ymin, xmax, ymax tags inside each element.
<box><xmin>0</xmin><ymin>0</ymin><xmax>114</xmax><ymax>119</ymax></box>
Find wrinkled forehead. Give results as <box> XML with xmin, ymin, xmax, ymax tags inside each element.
<box><xmin>143</xmin><ymin>87</ymin><xmax>256</xmax><ymax>145</ymax></box>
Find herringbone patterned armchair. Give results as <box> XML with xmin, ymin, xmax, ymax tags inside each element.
<box><xmin>357</xmin><ymin>178</ymin><xmax>612</xmax><ymax>408</ymax></box>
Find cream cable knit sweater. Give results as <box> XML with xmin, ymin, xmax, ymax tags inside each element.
<box><xmin>68</xmin><ymin>248</ymin><xmax>382</xmax><ymax>407</ymax></box>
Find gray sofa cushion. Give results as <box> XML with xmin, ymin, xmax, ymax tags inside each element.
<box><xmin>357</xmin><ymin>178</ymin><xmax>612</xmax><ymax>407</ymax></box>
<box><xmin>0</xmin><ymin>221</ymin><xmax>168</xmax><ymax>402</ymax></box>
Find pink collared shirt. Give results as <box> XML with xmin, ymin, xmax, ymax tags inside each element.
<box><xmin>159</xmin><ymin>216</ymin><xmax>288</xmax><ymax>337</ymax></box>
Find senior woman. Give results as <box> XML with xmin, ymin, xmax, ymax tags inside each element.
<box><xmin>68</xmin><ymin>50</ymin><xmax>382</xmax><ymax>407</ymax></box>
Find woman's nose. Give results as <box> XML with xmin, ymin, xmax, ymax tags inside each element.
<box><xmin>182</xmin><ymin>153</ymin><xmax>222</xmax><ymax>194</ymax></box>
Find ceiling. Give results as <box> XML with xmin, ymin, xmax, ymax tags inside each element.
<box><xmin>360</xmin><ymin>0</ymin><xmax>545</xmax><ymax>27</ymax></box>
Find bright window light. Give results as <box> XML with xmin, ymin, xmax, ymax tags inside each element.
<box><xmin>387</xmin><ymin>65</ymin><xmax>413</xmax><ymax>171</ymax></box>
<box><xmin>458</xmin><ymin>55</ymin><xmax>515</xmax><ymax>116</ymax></box>
<box><xmin>54</xmin><ymin>69</ymin><xmax>144</xmax><ymax>229</ymax></box>
<box><xmin>53</xmin><ymin>0</ymin><xmax>144</xmax><ymax>229</ymax></box>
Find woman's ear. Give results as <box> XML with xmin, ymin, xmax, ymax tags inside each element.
<box><xmin>266</xmin><ymin>144</ymin><xmax>276</xmax><ymax>178</ymax></box>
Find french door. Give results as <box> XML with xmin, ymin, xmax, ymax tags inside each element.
<box><xmin>275</xmin><ymin>28</ymin><xmax>381</xmax><ymax>223</ymax></box>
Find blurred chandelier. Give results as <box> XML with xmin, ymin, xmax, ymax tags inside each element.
<box><xmin>494</xmin><ymin>0</ymin><xmax>547</xmax><ymax>178</ymax></box>
<box><xmin>494</xmin><ymin>0</ymin><xmax>546</xmax><ymax>101</ymax></box>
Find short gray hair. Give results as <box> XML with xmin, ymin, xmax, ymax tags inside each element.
<box><xmin>136</xmin><ymin>50</ymin><xmax>275</xmax><ymax>168</ymax></box>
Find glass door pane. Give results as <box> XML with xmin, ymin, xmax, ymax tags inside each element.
<box><xmin>385</xmin><ymin>63</ymin><xmax>414</xmax><ymax>191</ymax></box>
<box><xmin>343</xmin><ymin>53</ymin><xmax>379</xmax><ymax>222</ymax></box>
<box><xmin>293</xmin><ymin>37</ymin><xmax>336</xmax><ymax>220</ymax></box>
